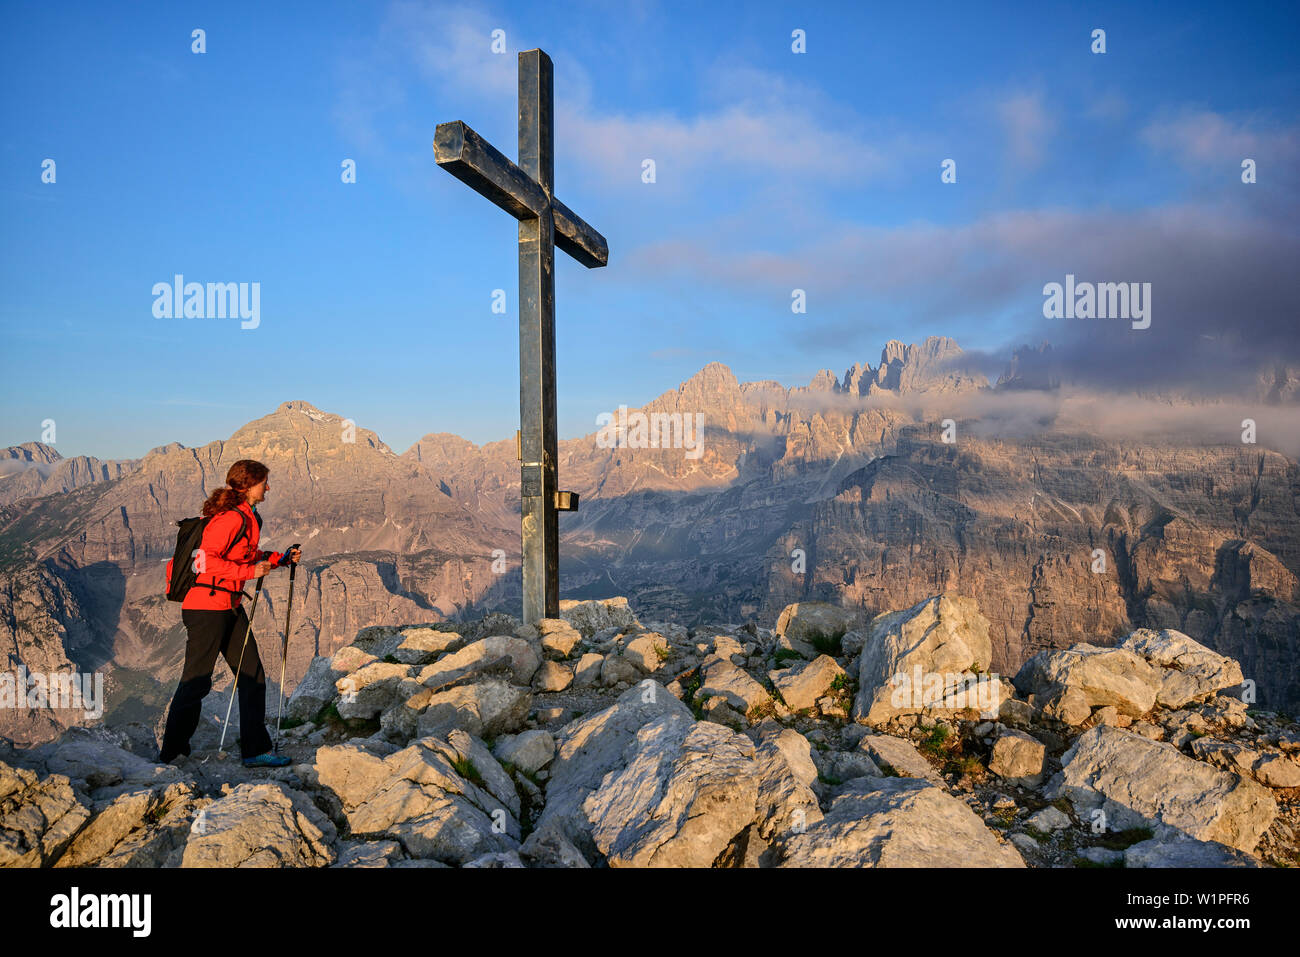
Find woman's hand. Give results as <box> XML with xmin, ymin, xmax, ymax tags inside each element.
<box><xmin>283</xmin><ymin>546</ymin><xmax>302</xmax><ymax>565</ymax></box>
<box><xmin>253</xmin><ymin>560</ymin><xmax>273</xmax><ymax>578</ymax></box>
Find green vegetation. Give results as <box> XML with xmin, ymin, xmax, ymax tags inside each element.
<box><xmin>452</xmin><ymin>757</ymin><xmax>485</xmax><ymax>787</ymax></box>
<box><xmin>802</xmin><ymin>626</ymin><xmax>847</xmax><ymax>656</ymax></box>
<box><xmin>1094</xmin><ymin>826</ymin><xmax>1154</xmax><ymax>850</ymax></box>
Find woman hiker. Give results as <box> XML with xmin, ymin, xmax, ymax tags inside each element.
<box><xmin>158</xmin><ymin>459</ymin><xmax>302</xmax><ymax>767</ymax></box>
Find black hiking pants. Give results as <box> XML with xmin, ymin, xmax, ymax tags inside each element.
<box><xmin>159</xmin><ymin>606</ymin><xmax>274</xmax><ymax>761</ymax></box>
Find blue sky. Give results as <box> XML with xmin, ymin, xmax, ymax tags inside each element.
<box><xmin>1</xmin><ymin>0</ymin><xmax>1297</xmax><ymax>459</ymax></box>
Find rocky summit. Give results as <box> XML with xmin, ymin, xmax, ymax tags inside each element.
<box><xmin>2</xmin><ymin>595</ymin><xmax>1297</xmax><ymax>869</ymax></box>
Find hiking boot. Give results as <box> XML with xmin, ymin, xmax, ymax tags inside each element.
<box><xmin>242</xmin><ymin>751</ymin><xmax>291</xmax><ymax>768</ymax></box>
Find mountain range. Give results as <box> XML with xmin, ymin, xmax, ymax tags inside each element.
<box><xmin>2</xmin><ymin>336</ymin><xmax>1297</xmax><ymax>746</ymax></box>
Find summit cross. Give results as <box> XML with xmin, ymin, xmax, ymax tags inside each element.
<box><xmin>434</xmin><ymin>48</ymin><xmax>608</xmax><ymax>624</ymax></box>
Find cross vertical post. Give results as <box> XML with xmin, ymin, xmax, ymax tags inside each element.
<box><xmin>517</xmin><ymin>51</ymin><xmax>558</xmax><ymax>625</ymax></box>
<box><xmin>434</xmin><ymin>48</ymin><xmax>608</xmax><ymax>625</ymax></box>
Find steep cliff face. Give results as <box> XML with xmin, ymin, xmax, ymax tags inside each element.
<box><xmin>761</xmin><ymin>428</ymin><xmax>1300</xmax><ymax>711</ymax></box>
<box><xmin>2</xmin><ymin>339</ymin><xmax>1298</xmax><ymax>747</ymax></box>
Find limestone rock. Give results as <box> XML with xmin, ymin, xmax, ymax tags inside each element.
<box><xmin>1252</xmin><ymin>753</ymin><xmax>1300</xmax><ymax>788</ymax></box>
<box><xmin>775</xmin><ymin>601</ymin><xmax>858</xmax><ymax>650</ymax></box>
<box><xmin>853</xmin><ymin>594</ymin><xmax>997</xmax><ymax>727</ymax></box>
<box><xmin>0</xmin><ymin>761</ymin><xmax>91</xmax><ymax>866</ymax></box>
<box><xmin>56</xmin><ymin>781</ymin><xmax>200</xmax><ymax>868</ymax></box>
<box><xmin>770</xmin><ymin>654</ymin><xmax>845</xmax><ymax>713</ymax></box>
<box><xmin>181</xmin><ymin>782</ymin><xmax>336</xmax><ymax>868</ymax></box>
<box><xmin>415</xmin><ymin>679</ymin><xmax>531</xmax><ymax>740</ymax></box>
<box><xmin>314</xmin><ymin>737</ymin><xmax>520</xmax><ymax>865</ymax></box>
<box><xmin>699</xmin><ymin>660</ymin><xmax>771</xmax><ymax>717</ymax></box>
<box><xmin>599</xmin><ymin>654</ymin><xmax>642</xmax><ymax>686</ymax></box>
<box><xmin>776</xmin><ymin>777</ymin><xmax>1024</xmax><ymax>867</ymax></box>
<box><xmin>1047</xmin><ymin>725</ymin><xmax>1276</xmax><ymax>852</ymax></box>
<box><xmin>857</xmin><ymin>734</ymin><xmax>942</xmax><ymax>784</ymax></box>
<box><xmin>746</xmin><ymin>722</ymin><xmax>824</xmax><ymax>845</ymax></box>
<box><xmin>286</xmin><ymin>655</ymin><xmax>342</xmax><ymax>722</ymax></box>
<box><xmin>393</xmin><ymin>626</ymin><xmax>463</xmax><ymax>665</ymax></box>
<box><xmin>573</xmin><ymin>653</ymin><xmax>604</xmax><ymax>687</ymax></box>
<box><xmin>1123</xmin><ymin>837</ymin><xmax>1262</xmax><ymax>868</ymax></box>
<box><xmin>335</xmin><ymin>662</ymin><xmax>412</xmax><ymax>720</ymax></box>
<box><xmin>417</xmin><ymin>635</ymin><xmax>541</xmax><ymax>688</ymax></box>
<box><xmin>492</xmin><ymin>730</ymin><xmax>555</xmax><ymax>775</ymax></box>
<box><xmin>559</xmin><ymin>597</ymin><xmax>640</xmax><ymax>637</ymax></box>
<box><xmin>1120</xmin><ymin>628</ymin><xmax>1245</xmax><ymax>709</ymax></box>
<box><xmin>989</xmin><ymin>729</ymin><xmax>1046</xmax><ymax>787</ymax></box>
<box><xmin>535</xmin><ymin>684</ymin><xmax>693</xmax><ymax>861</ymax></box>
<box><xmin>1015</xmin><ymin>643</ymin><xmax>1160</xmax><ymax>722</ymax></box>
<box><xmin>533</xmin><ymin>660</ymin><xmax>573</xmax><ymax>693</ymax></box>
<box><xmin>538</xmin><ymin>619</ymin><xmax>583</xmax><ymax>659</ymax></box>
<box><xmin>519</xmin><ymin>821</ymin><xmax>590</xmax><ymax>868</ymax></box>
<box><xmin>623</xmin><ymin>633</ymin><xmax>670</xmax><ymax>673</ymax></box>
<box><xmin>581</xmin><ymin>713</ymin><xmax>761</xmax><ymax>867</ymax></box>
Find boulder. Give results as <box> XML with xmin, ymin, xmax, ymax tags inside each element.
<box><xmin>181</xmin><ymin>782</ymin><xmax>336</xmax><ymax>868</ymax></box>
<box><xmin>0</xmin><ymin>761</ymin><xmax>92</xmax><ymax>866</ymax></box>
<box><xmin>1120</xmin><ymin>628</ymin><xmax>1244</xmax><ymax>709</ymax></box>
<box><xmin>532</xmin><ymin>661</ymin><xmax>573</xmax><ymax>693</ymax></box>
<box><xmin>56</xmin><ymin>781</ymin><xmax>201</xmax><ymax>868</ymax></box>
<box><xmin>599</xmin><ymin>654</ymin><xmax>642</xmax><ymax>686</ymax></box>
<box><xmin>1252</xmin><ymin>753</ymin><xmax>1300</xmax><ymax>788</ymax></box>
<box><xmin>519</xmin><ymin>821</ymin><xmax>590</xmax><ymax>868</ymax></box>
<box><xmin>538</xmin><ymin>619</ymin><xmax>583</xmax><ymax>659</ymax></box>
<box><xmin>535</xmin><ymin>685</ymin><xmax>693</xmax><ymax>861</ymax></box>
<box><xmin>392</xmin><ymin>626</ymin><xmax>463</xmax><ymax>665</ymax></box>
<box><xmin>1123</xmin><ymin>837</ymin><xmax>1261</xmax><ymax>868</ymax></box>
<box><xmin>492</xmin><ymin>730</ymin><xmax>555</xmax><ymax>775</ymax></box>
<box><xmin>857</xmin><ymin>734</ymin><xmax>942</xmax><ymax>784</ymax></box>
<box><xmin>1015</xmin><ymin>643</ymin><xmax>1160</xmax><ymax>722</ymax></box>
<box><xmin>988</xmin><ymin>729</ymin><xmax>1047</xmax><ymax>787</ymax></box>
<box><xmin>286</xmin><ymin>656</ymin><xmax>342</xmax><ymax>722</ymax></box>
<box><xmin>1046</xmin><ymin>725</ymin><xmax>1276</xmax><ymax>853</ymax></box>
<box><xmin>573</xmin><ymin>653</ymin><xmax>604</xmax><ymax>687</ymax></box>
<box><xmin>333</xmin><ymin>840</ymin><xmax>405</xmax><ymax>868</ymax></box>
<box><xmin>416</xmin><ymin>635</ymin><xmax>541</xmax><ymax>688</ymax></box>
<box><xmin>314</xmin><ymin>737</ymin><xmax>521</xmax><ymax>865</ymax></box>
<box><xmin>581</xmin><ymin>713</ymin><xmax>761</xmax><ymax>867</ymax></box>
<box><xmin>559</xmin><ymin>597</ymin><xmax>640</xmax><ymax>637</ymax></box>
<box><xmin>414</xmin><ymin>680</ymin><xmax>531</xmax><ymax>740</ymax></box>
<box><xmin>776</xmin><ymin>777</ymin><xmax>1025</xmax><ymax>867</ymax></box>
<box><xmin>623</xmin><ymin>633</ymin><xmax>670</xmax><ymax>673</ymax></box>
<box><xmin>852</xmin><ymin>594</ymin><xmax>999</xmax><ymax>727</ymax></box>
<box><xmin>775</xmin><ymin>601</ymin><xmax>858</xmax><ymax>649</ymax></box>
<box><xmin>699</xmin><ymin>660</ymin><xmax>771</xmax><ymax>717</ymax></box>
<box><xmin>770</xmin><ymin>655</ymin><xmax>845</xmax><ymax>713</ymax></box>
<box><xmin>335</xmin><ymin>662</ymin><xmax>412</xmax><ymax>720</ymax></box>
<box><xmin>746</xmin><ymin>722</ymin><xmax>824</xmax><ymax>846</ymax></box>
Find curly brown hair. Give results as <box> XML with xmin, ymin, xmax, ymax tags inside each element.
<box><xmin>201</xmin><ymin>459</ymin><xmax>270</xmax><ymax>517</ymax></box>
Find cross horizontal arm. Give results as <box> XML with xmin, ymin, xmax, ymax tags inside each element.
<box><xmin>435</xmin><ymin>120</ymin><xmax>547</xmax><ymax>220</ymax></box>
<box><xmin>553</xmin><ymin>198</ymin><xmax>608</xmax><ymax>269</ymax></box>
<box><xmin>436</xmin><ymin>120</ymin><xmax>608</xmax><ymax>270</ymax></box>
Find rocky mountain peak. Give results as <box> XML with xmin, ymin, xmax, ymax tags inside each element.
<box><xmin>1</xmin><ymin>442</ymin><xmax>60</xmax><ymax>465</ymax></box>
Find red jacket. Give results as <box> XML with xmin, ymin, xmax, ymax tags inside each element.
<box><xmin>166</xmin><ymin>501</ymin><xmax>283</xmax><ymax>610</ymax></box>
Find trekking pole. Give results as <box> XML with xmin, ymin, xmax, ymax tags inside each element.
<box><xmin>219</xmin><ymin>574</ymin><xmax>265</xmax><ymax>753</ymax></box>
<box><xmin>276</xmin><ymin>544</ymin><xmax>301</xmax><ymax>736</ymax></box>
